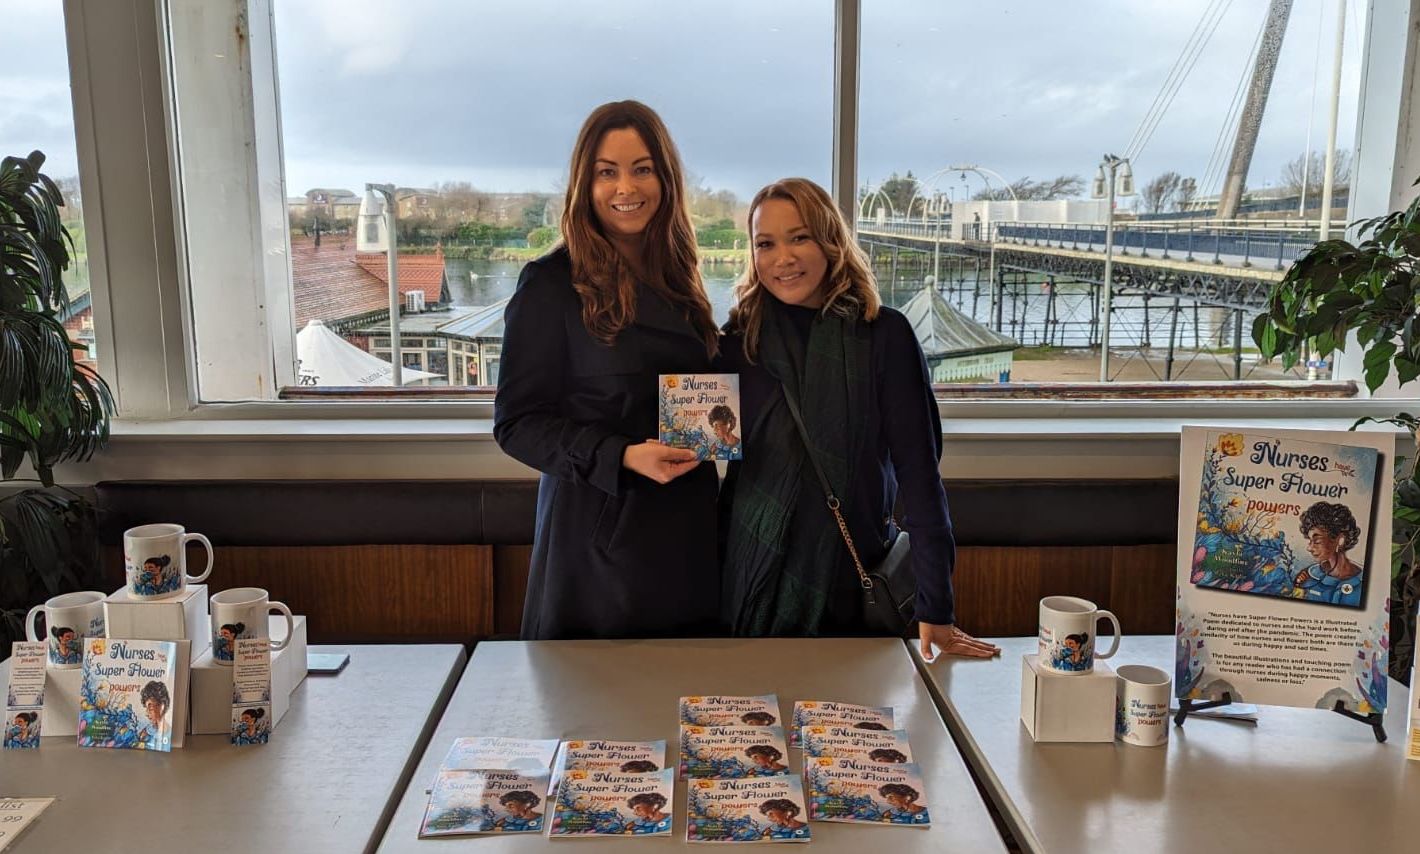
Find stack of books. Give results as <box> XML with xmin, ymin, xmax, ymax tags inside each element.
<box><xmin>793</xmin><ymin>701</ymin><xmax>930</xmax><ymax>828</ymax></box>
<box><xmin>418</xmin><ymin>736</ymin><xmax>559</xmax><ymax>837</ymax></box>
<box><xmin>548</xmin><ymin>739</ymin><xmax>675</xmax><ymax>838</ymax></box>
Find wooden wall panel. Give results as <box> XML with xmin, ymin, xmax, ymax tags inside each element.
<box><xmin>105</xmin><ymin>544</ymin><xmax>493</xmax><ymax>644</ymax></box>
<box><xmin>494</xmin><ymin>545</ymin><xmax>533</xmax><ymax>638</ymax></box>
<box><xmin>1108</xmin><ymin>543</ymin><xmax>1177</xmax><ymax>636</ymax></box>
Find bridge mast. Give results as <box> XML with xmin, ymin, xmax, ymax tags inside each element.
<box><xmin>1217</xmin><ymin>0</ymin><xmax>1294</xmax><ymax>220</ymax></box>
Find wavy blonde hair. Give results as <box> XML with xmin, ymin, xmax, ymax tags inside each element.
<box><xmin>561</xmin><ymin>101</ymin><xmax>717</xmax><ymax>356</ymax></box>
<box><xmin>728</xmin><ymin>178</ymin><xmax>880</xmax><ymax>362</ymax></box>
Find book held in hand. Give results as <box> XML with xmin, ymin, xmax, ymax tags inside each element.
<box><xmin>679</xmin><ymin>725</ymin><xmax>791</xmax><ymax>779</ymax></box>
<box><xmin>686</xmin><ymin>777</ymin><xmax>811</xmax><ymax>843</ymax></box>
<box><xmin>419</xmin><ymin>769</ymin><xmax>552</xmax><ymax>837</ymax></box>
<box><xmin>805</xmin><ymin>757</ymin><xmax>930</xmax><ymax>827</ymax></box>
<box><xmin>659</xmin><ymin>374</ymin><xmax>743</xmax><ymax>460</ymax></box>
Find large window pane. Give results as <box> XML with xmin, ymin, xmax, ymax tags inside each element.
<box><xmin>0</xmin><ymin>1</ymin><xmax>95</xmax><ymax>371</ymax></box>
<box><xmin>274</xmin><ymin>0</ymin><xmax>832</xmax><ymax>391</ymax></box>
<box><xmin>860</xmin><ymin>0</ymin><xmax>1364</xmax><ymax>385</ymax></box>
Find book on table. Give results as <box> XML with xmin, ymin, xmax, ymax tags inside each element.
<box><xmin>550</xmin><ymin>768</ymin><xmax>676</xmax><ymax>837</ymax></box>
<box><xmin>419</xmin><ymin>769</ymin><xmax>552</xmax><ymax>837</ymax></box>
<box><xmin>549</xmin><ymin>738</ymin><xmax>666</xmax><ymax>799</ymax></box>
<box><xmin>78</xmin><ymin>638</ymin><xmax>181</xmax><ymax>753</ymax></box>
<box><xmin>789</xmin><ymin>700</ymin><xmax>895</xmax><ymax>747</ymax></box>
<box><xmin>679</xmin><ymin>694</ymin><xmax>780</xmax><ymax>727</ymax></box>
<box><xmin>805</xmin><ymin>756</ymin><xmax>930</xmax><ymax>827</ymax></box>
<box><xmin>686</xmin><ymin>776</ymin><xmax>811</xmax><ymax>843</ymax></box>
<box><xmin>799</xmin><ymin>724</ymin><xmax>914</xmax><ymax>763</ymax></box>
<box><xmin>679</xmin><ymin>725</ymin><xmax>791</xmax><ymax>779</ymax></box>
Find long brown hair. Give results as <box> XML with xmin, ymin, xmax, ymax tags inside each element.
<box><xmin>561</xmin><ymin>101</ymin><xmax>717</xmax><ymax>355</ymax></box>
<box><xmin>729</xmin><ymin>178</ymin><xmax>880</xmax><ymax>362</ymax></box>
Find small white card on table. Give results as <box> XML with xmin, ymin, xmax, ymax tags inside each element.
<box><xmin>231</xmin><ymin>638</ymin><xmax>272</xmax><ymax>745</ymax></box>
<box><xmin>4</xmin><ymin>642</ymin><xmax>45</xmax><ymax>749</ymax></box>
<box><xmin>0</xmin><ymin>798</ymin><xmax>55</xmax><ymax>851</ymax></box>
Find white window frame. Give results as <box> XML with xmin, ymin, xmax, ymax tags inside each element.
<box><xmin>65</xmin><ymin>0</ymin><xmax>1420</xmax><ymax>437</ymax></box>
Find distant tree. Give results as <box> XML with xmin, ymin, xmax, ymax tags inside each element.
<box><xmin>55</xmin><ymin>176</ymin><xmax>82</xmax><ymax>215</ymax></box>
<box><xmin>1140</xmin><ymin>171</ymin><xmax>1183</xmax><ymax>215</ymax></box>
<box><xmin>1177</xmin><ymin>177</ymin><xmax>1199</xmax><ymax>211</ymax></box>
<box><xmin>695</xmin><ymin>218</ymin><xmax>746</xmax><ymax>249</ymax></box>
<box><xmin>972</xmin><ymin>174</ymin><xmax>1084</xmax><ymax>201</ymax></box>
<box><xmin>432</xmin><ymin>181</ymin><xmax>489</xmax><ymax>223</ymax></box>
<box><xmin>879</xmin><ymin>171</ymin><xmax>919</xmax><ymax>216</ymax></box>
<box><xmin>1280</xmin><ymin>150</ymin><xmax>1352</xmax><ymax>202</ymax></box>
<box><xmin>685</xmin><ymin>172</ymin><xmax>743</xmax><ymax>225</ymax></box>
<box><xmin>527</xmin><ymin>226</ymin><xmax>559</xmax><ymax>249</ymax></box>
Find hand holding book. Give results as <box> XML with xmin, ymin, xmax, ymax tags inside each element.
<box><xmin>622</xmin><ymin>439</ymin><xmax>701</xmax><ymax>484</ymax></box>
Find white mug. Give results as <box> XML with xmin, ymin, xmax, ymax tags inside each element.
<box><xmin>1115</xmin><ymin>665</ymin><xmax>1171</xmax><ymax>747</ymax></box>
<box><xmin>1038</xmin><ymin>595</ymin><xmax>1121</xmax><ymax>675</ymax></box>
<box><xmin>210</xmin><ymin>587</ymin><xmax>294</xmax><ymax>665</ymax></box>
<box><xmin>25</xmin><ymin>591</ymin><xmax>106</xmax><ymax>668</ymax></box>
<box><xmin>123</xmin><ymin>523</ymin><xmax>214</xmax><ymax>600</ymax></box>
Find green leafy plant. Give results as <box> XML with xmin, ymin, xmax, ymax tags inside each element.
<box><xmin>1253</xmin><ymin>177</ymin><xmax>1420</xmax><ymax>682</ymax></box>
<box><xmin>1</xmin><ymin>151</ymin><xmax>114</xmax><ymax>652</ymax></box>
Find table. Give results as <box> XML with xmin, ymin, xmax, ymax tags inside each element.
<box><xmin>913</xmin><ymin>635</ymin><xmax>1419</xmax><ymax>854</ymax></box>
<box><xmin>378</xmin><ymin>637</ymin><xmax>1006</xmax><ymax>852</ymax></box>
<box><xmin>1</xmin><ymin>643</ymin><xmax>465</xmax><ymax>853</ymax></box>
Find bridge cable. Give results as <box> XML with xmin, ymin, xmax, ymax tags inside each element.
<box><xmin>1126</xmin><ymin>0</ymin><xmax>1234</xmax><ymax>162</ymax></box>
<box><xmin>1123</xmin><ymin>0</ymin><xmax>1227</xmax><ymax>157</ymax></box>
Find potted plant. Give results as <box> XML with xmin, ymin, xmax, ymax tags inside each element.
<box><xmin>0</xmin><ymin>150</ymin><xmax>114</xmax><ymax>653</ymax></box>
<box><xmin>1253</xmin><ymin>178</ymin><xmax>1420</xmax><ymax>683</ymax></box>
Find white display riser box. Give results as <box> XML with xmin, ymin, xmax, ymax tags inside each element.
<box><xmin>41</xmin><ymin>639</ymin><xmax>192</xmax><ymax>748</ymax></box>
<box><xmin>190</xmin><ymin>615</ymin><xmax>308</xmax><ymax>735</ymax></box>
<box><xmin>104</xmin><ymin>583</ymin><xmax>210</xmax><ymax>658</ymax></box>
<box><xmin>1020</xmin><ymin>653</ymin><xmax>1118</xmax><ymax>743</ymax></box>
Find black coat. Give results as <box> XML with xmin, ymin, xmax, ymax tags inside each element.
<box><xmin>494</xmin><ymin>247</ymin><xmax>720</xmax><ymax>639</ymax></box>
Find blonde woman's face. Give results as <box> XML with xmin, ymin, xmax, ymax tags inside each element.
<box><xmin>590</xmin><ymin>128</ymin><xmax>661</xmax><ymax>247</ymax></box>
<box><xmin>752</xmin><ymin>198</ymin><xmax>827</xmax><ymax>309</ymax></box>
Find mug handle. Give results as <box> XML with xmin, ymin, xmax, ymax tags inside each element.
<box><xmin>182</xmin><ymin>532</ymin><xmax>214</xmax><ymax>583</ymax></box>
<box><xmin>1095</xmin><ymin>609</ymin><xmax>1123</xmax><ymax>660</ymax></box>
<box><xmin>25</xmin><ymin>605</ymin><xmax>43</xmax><ymax>643</ymax></box>
<box><xmin>268</xmin><ymin>601</ymin><xmax>295</xmax><ymax>651</ymax></box>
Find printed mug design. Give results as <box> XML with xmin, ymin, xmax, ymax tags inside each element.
<box><xmin>1040</xmin><ymin>629</ymin><xmax>1094</xmax><ymax>672</ymax></box>
<box><xmin>213</xmin><ymin>621</ymin><xmax>255</xmax><ymax>663</ymax></box>
<box><xmin>129</xmin><ymin>554</ymin><xmax>179</xmax><ymax>597</ymax></box>
<box><xmin>49</xmin><ymin>625</ymin><xmax>83</xmax><ymax>665</ymax></box>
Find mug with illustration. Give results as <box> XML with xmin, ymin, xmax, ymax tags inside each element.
<box><xmin>25</xmin><ymin>590</ymin><xmax>106</xmax><ymax>668</ymax></box>
<box><xmin>1038</xmin><ymin>596</ymin><xmax>1121</xmax><ymax>675</ymax></box>
<box><xmin>123</xmin><ymin>523</ymin><xmax>214</xmax><ymax>599</ymax></box>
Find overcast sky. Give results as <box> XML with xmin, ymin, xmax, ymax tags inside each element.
<box><xmin>2</xmin><ymin>1</ymin><xmax>1367</xmax><ymax>206</ymax></box>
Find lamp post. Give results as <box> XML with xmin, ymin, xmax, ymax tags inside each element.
<box><xmin>1091</xmin><ymin>154</ymin><xmax>1135</xmax><ymax>382</ymax></box>
<box><xmin>366</xmin><ymin>182</ymin><xmax>402</xmax><ymax>385</ymax></box>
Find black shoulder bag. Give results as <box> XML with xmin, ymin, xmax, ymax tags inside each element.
<box><xmin>779</xmin><ymin>384</ymin><xmax>916</xmax><ymax>637</ymax></box>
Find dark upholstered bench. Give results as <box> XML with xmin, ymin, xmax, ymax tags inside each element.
<box><xmin>95</xmin><ymin>479</ymin><xmax>1179</xmax><ymax>643</ymax></box>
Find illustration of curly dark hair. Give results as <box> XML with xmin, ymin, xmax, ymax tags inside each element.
<box><xmin>1299</xmin><ymin>502</ymin><xmax>1361</xmax><ymax>551</ymax></box>
<box><xmin>707</xmin><ymin>404</ymin><xmax>736</xmax><ymax>430</ymax></box>
<box><xmin>50</xmin><ymin>625</ymin><xmax>74</xmax><ymax>640</ymax></box>
<box><xmin>619</xmin><ymin>760</ymin><xmax>659</xmax><ymax>773</ymax></box>
<box><xmin>740</xmin><ymin>711</ymin><xmax>776</xmax><ymax>725</ymax></box>
<box><xmin>878</xmin><ymin>783</ymin><xmax>920</xmax><ymax>802</ymax></box>
<box><xmin>15</xmin><ymin>711</ymin><xmax>37</xmax><ymax>725</ymax></box>
<box><xmin>745</xmin><ymin>744</ymin><xmax>782</xmax><ymax>762</ymax></box>
<box><xmin>143</xmin><ymin>555</ymin><xmax>171</xmax><ymax>569</ymax></box>
<box><xmin>499</xmin><ymin>790</ymin><xmax>541</xmax><ymax>808</ymax></box>
<box><xmin>242</xmin><ymin>707</ymin><xmax>265</xmax><ymax>722</ymax></box>
<box><xmin>140</xmin><ymin>680</ymin><xmax>170</xmax><ymax>710</ymax></box>
<box><xmin>853</xmin><ymin>721</ymin><xmax>889</xmax><ymax>731</ymax></box>
<box><xmin>627</xmin><ymin>792</ymin><xmax>667</xmax><ymax>811</ymax></box>
<box><xmin>758</xmin><ymin>798</ymin><xmax>800</xmax><ymax>817</ymax></box>
<box><xmin>868</xmin><ymin>748</ymin><xmax>908</xmax><ymax>763</ymax></box>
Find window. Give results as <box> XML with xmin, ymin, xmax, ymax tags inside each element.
<box><xmin>1</xmin><ymin>1</ymin><xmax>95</xmax><ymax>373</ymax></box>
<box><xmin>860</xmin><ymin>0</ymin><xmax>1366</xmax><ymax>389</ymax></box>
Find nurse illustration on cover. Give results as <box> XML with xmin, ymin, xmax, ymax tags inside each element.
<box><xmin>137</xmin><ymin>681</ymin><xmax>170</xmax><ymax>748</ymax></box>
<box><xmin>497</xmin><ymin>791</ymin><xmax>543</xmax><ymax>832</ymax></box>
<box><xmin>233</xmin><ymin>707</ymin><xmax>268</xmax><ymax>744</ymax></box>
<box><xmin>759</xmin><ymin>799</ymin><xmax>808</xmax><ymax>839</ymax></box>
<box><xmin>1292</xmin><ymin>502</ymin><xmax>1365</xmax><ymax>607</ymax></box>
<box><xmin>5</xmin><ymin>711</ymin><xmax>39</xmax><ymax>748</ymax></box>
<box><xmin>744</xmin><ymin>744</ymin><xmax>788</xmax><ymax>774</ymax></box>
<box><xmin>626</xmin><ymin>792</ymin><xmax>671</xmax><ymax>834</ymax></box>
<box><xmin>878</xmin><ymin>783</ymin><xmax>929</xmax><ymax>824</ymax></box>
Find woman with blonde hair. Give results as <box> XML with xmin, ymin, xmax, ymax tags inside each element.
<box><xmin>495</xmin><ymin>100</ymin><xmax>720</xmax><ymax>639</ymax></box>
<box><xmin>719</xmin><ymin>177</ymin><xmax>997</xmax><ymax>659</ymax></box>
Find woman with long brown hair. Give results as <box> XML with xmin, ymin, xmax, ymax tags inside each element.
<box><xmin>494</xmin><ymin>101</ymin><xmax>721</xmax><ymax>639</ymax></box>
<box><xmin>718</xmin><ymin>177</ymin><xmax>998</xmax><ymax>659</ymax></box>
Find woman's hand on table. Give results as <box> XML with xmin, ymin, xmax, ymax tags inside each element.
<box><xmin>622</xmin><ymin>439</ymin><xmax>701</xmax><ymax>484</ymax></box>
<box><xmin>919</xmin><ymin>622</ymin><xmax>1001</xmax><ymax>661</ymax></box>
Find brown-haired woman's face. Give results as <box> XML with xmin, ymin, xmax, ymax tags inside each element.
<box><xmin>752</xmin><ymin>198</ymin><xmax>827</xmax><ymax>309</ymax></box>
<box><xmin>591</xmin><ymin>127</ymin><xmax>661</xmax><ymax>247</ymax></box>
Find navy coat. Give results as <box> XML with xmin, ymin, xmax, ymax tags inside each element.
<box><xmin>494</xmin><ymin>247</ymin><xmax>720</xmax><ymax>639</ymax></box>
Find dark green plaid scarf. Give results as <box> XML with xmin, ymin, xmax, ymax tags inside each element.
<box><xmin>723</xmin><ymin>298</ymin><xmax>870</xmax><ymax>636</ymax></box>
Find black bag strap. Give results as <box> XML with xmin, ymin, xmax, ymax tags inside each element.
<box><xmin>778</xmin><ymin>383</ymin><xmax>876</xmax><ymax>597</ymax></box>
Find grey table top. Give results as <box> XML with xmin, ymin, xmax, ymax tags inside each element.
<box><xmin>913</xmin><ymin>635</ymin><xmax>1419</xmax><ymax>854</ymax></box>
<box><xmin>378</xmin><ymin>637</ymin><xmax>1006</xmax><ymax>852</ymax></box>
<box><xmin>1</xmin><ymin>643</ymin><xmax>465</xmax><ymax>854</ymax></box>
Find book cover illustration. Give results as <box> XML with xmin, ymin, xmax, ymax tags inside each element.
<box><xmin>440</xmin><ymin>736</ymin><xmax>561</xmax><ymax>772</ymax></box>
<box><xmin>679</xmin><ymin>725</ymin><xmax>791</xmax><ymax>779</ymax></box>
<box><xmin>77</xmin><ymin>638</ymin><xmax>177</xmax><ymax>752</ymax></box>
<box><xmin>799</xmin><ymin>725</ymin><xmax>914</xmax><ymax>763</ymax></box>
<box><xmin>680</xmin><ymin>695</ymin><xmax>780</xmax><ymax>727</ymax></box>
<box><xmin>789</xmin><ymin>701</ymin><xmax>895</xmax><ymax>747</ymax></box>
<box><xmin>686</xmin><ymin>777</ymin><xmax>811</xmax><ymax>843</ymax></box>
<box><xmin>805</xmin><ymin>757</ymin><xmax>930</xmax><ymax>827</ymax></box>
<box><xmin>419</xmin><ymin>769</ymin><xmax>551</xmax><ymax>837</ymax></box>
<box><xmin>232</xmin><ymin>705</ymin><xmax>271</xmax><ymax>745</ymax></box>
<box><xmin>550</xmin><ymin>739</ymin><xmax>665</xmax><ymax>795</ymax></box>
<box><xmin>551</xmin><ymin>768</ymin><xmax>675</xmax><ymax>837</ymax></box>
<box><xmin>1191</xmin><ymin>431</ymin><xmax>1378</xmax><ymax>609</ymax></box>
<box><xmin>659</xmin><ymin>373</ymin><xmax>743</xmax><ymax>461</ymax></box>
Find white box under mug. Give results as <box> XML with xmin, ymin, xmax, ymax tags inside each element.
<box><xmin>104</xmin><ymin>584</ymin><xmax>209</xmax><ymax>654</ymax></box>
<box><xmin>190</xmin><ymin>615</ymin><xmax>307</xmax><ymax>735</ymax></box>
<box><xmin>1038</xmin><ymin>595</ymin><xmax>1122</xmax><ymax>674</ymax></box>
<box><xmin>1020</xmin><ymin>654</ymin><xmax>1117</xmax><ymax>743</ymax></box>
<box><xmin>25</xmin><ymin>590</ymin><xmax>106</xmax><ymax>669</ymax></box>
<box><xmin>1115</xmin><ymin>664</ymin><xmax>1171</xmax><ymax>747</ymax></box>
<box><xmin>209</xmin><ymin>587</ymin><xmax>294</xmax><ymax>666</ymax></box>
<box><xmin>123</xmin><ymin>523</ymin><xmax>213</xmax><ymax>600</ymax></box>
